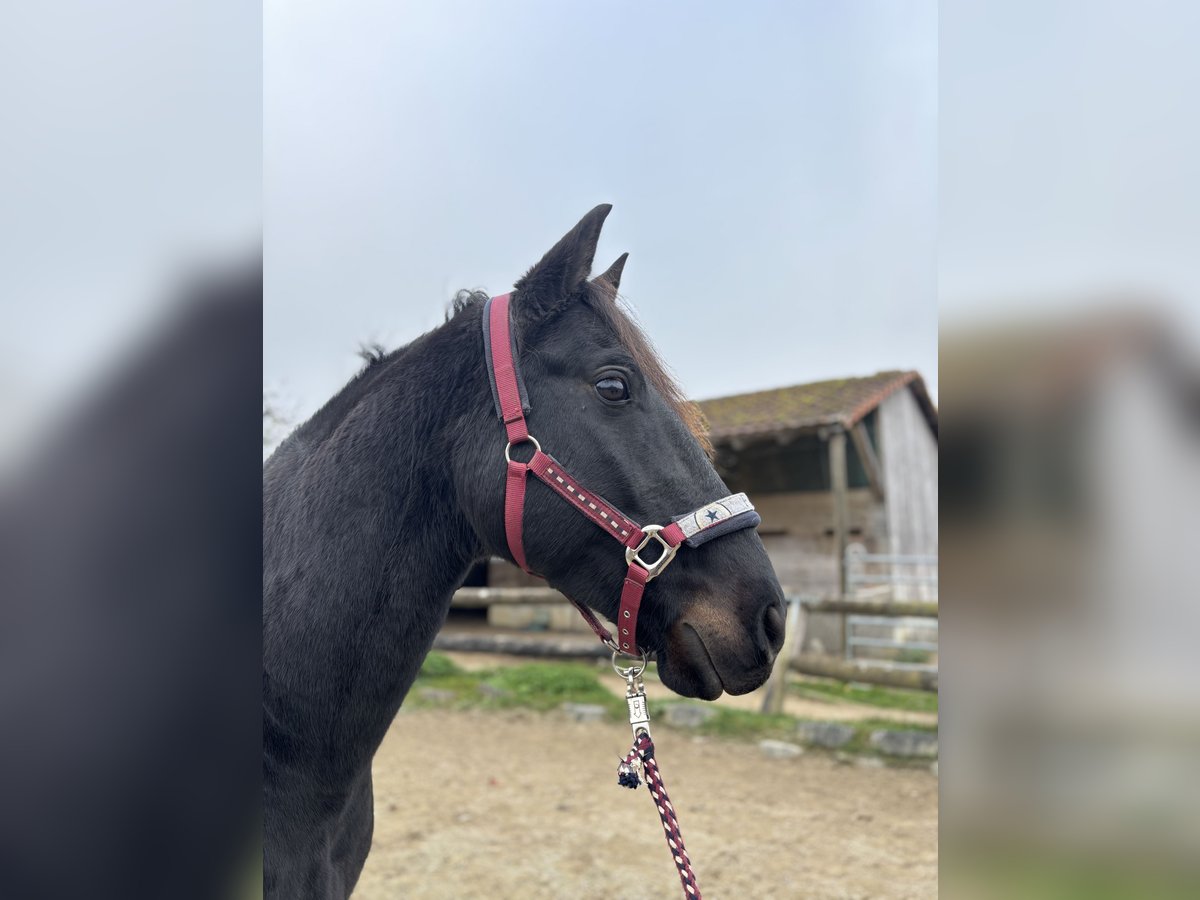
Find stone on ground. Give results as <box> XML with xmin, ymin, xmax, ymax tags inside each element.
<box><xmin>868</xmin><ymin>729</ymin><xmax>939</xmax><ymax>758</ymax></box>
<box><xmin>662</xmin><ymin>703</ymin><xmax>718</xmax><ymax>728</ymax></box>
<box><xmin>561</xmin><ymin>702</ymin><xmax>607</xmax><ymax>723</ymax></box>
<box><xmin>796</xmin><ymin>721</ymin><xmax>856</xmax><ymax>749</ymax></box>
<box><xmin>758</xmin><ymin>739</ymin><xmax>804</xmax><ymax>759</ymax></box>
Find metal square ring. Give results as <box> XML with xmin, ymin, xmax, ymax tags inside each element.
<box><xmin>624</xmin><ymin>525</ymin><xmax>678</xmax><ymax>581</ymax></box>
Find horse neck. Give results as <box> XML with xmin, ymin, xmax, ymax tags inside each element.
<box><xmin>265</xmin><ymin>309</ymin><xmax>489</xmax><ymax>777</ymax></box>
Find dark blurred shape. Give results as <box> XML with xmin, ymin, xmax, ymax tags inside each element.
<box><xmin>0</xmin><ymin>259</ymin><xmax>262</xmax><ymax>900</ymax></box>
<box><xmin>941</xmin><ymin>306</ymin><xmax>1200</xmax><ymax>896</ymax></box>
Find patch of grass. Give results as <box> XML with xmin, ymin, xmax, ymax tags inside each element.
<box><xmin>648</xmin><ymin>696</ymin><xmax>796</xmax><ymax>739</ymax></box>
<box><xmin>834</xmin><ymin>718</ymin><xmax>938</xmax><ymax>756</ymax></box>
<box><xmin>789</xmin><ymin>676</ymin><xmax>938</xmax><ymax>714</ymax></box>
<box><xmin>701</xmin><ymin>707</ymin><xmax>798</xmax><ymax>742</ymax></box>
<box><xmin>483</xmin><ymin>663</ymin><xmax>622</xmax><ymax>713</ymax></box>
<box><xmin>406</xmin><ymin>672</ymin><xmax>491</xmax><ymax>708</ymax></box>
<box><xmin>418</xmin><ymin>651</ymin><xmax>463</xmax><ymax>678</ymax></box>
<box><xmin>946</xmin><ymin>847</ymin><xmax>1200</xmax><ymax>900</ymax></box>
<box><xmin>643</xmin><ymin>698</ymin><xmax>800</xmax><ymax>742</ymax></box>
<box><xmin>409</xmin><ymin>660</ymin><xmax>623</xmax><ymax>717</ymax></box>
<box><xmin>852</xmin><ymin>717</ymin><xmax>937</xmax><ymax>734</ymax></box>
<box><xmin>642</xmin><ymin>697</ymin><xmax>937</xmax><ymax>763</ymax></box>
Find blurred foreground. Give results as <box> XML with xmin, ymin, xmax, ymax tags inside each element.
<box><xmin>0</xmin><ymin>261</ymin><xmax>263</xmax><ymax>899</ymax></box>
<box><xmin>941</xmin><ymin>307</ymin><xmax>1200</xmax><ymax>896</ymax></box>
<box><xmin>1</xmin><ymin>1</ymin><xmax>261</xmax><ymax>893</ymax></box>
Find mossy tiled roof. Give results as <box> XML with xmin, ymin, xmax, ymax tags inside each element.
<box><xmin>697</xmin><ymin>370</ymin><xmax>933</xmax><ymax>440</ymax></box>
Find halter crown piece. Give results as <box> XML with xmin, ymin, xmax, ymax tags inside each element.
<box><xmin>482</xmin><ymin>292</ymin><xmax>760</xmax><ymax>657</ymax></box>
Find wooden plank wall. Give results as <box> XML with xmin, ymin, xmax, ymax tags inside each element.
<box><xmin>753</xmin><ymin>488</ymin><xmax>887</xmax><ymax>597</ymax></box>
<box><xmin>878</xmin><ymin>388</ymin><xmax>938</xmax><ymax>598</ymax></box>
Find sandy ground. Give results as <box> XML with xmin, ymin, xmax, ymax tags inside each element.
<box><xmin>356</xmin><ymin>708</ymin><xmax>938</xmax><ymax>899</ymax></box>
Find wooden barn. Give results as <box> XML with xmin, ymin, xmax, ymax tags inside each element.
<box><xmin>699</xmin><ymin>369</ymin><xmax>938</xmax><ymax>600</ymax></box>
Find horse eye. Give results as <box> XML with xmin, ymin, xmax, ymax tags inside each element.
<box><xmin>595</xmin><ymin>375</ymin><xmax>629</xmax><ymax>403</ymax></box>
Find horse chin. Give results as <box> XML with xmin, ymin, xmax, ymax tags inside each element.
<box><xmin>656</xmin><ymin>622</ymin><xmax>725</xmax><ymax>701</ymax></box>
<box><xmin>657</xmin><ymin>620</ymin><xmax>776</xmax><ymax>701</ymax></box>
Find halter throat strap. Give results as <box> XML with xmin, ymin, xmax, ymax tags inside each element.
<box><xmin>482</xmin><ymin>292</ymin><xmax>760</xmax><ymax>655</ymax></box>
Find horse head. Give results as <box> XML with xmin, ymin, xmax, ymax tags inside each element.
<box><xmin>454</xmin><ymin>205</ymin><xmax>786</xmax><ymax>699</ymax></box>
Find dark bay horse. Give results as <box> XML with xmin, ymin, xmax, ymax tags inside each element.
<box><xmin>263</xmin><ymin>205</ymin><xmax>786</xmax><ymax>897</ymax></box>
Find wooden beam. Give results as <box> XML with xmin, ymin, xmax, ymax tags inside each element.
<box><xmin>801</xmin><ymin>597</ymin><xmax>938</xmax><ymax>618</ymax></box>
<box><xmin>433</xmin><ymin>632</ymin><xmax>609</xmax><ymax>659</ymax></box>
<box><xmin>828</xmin><ymin>428</ymin><xmax>849</xmax><ymax>596</ymax></box>
<box><xmin>450</xmin><ymin>587</ymin><xmax>567</xmax><ymax>607</ymax></box>
<box><xmin>848</xmin><ymin>421</ymin><xmax>885</xmax><ymax>502</ymax></box>
<box><xmin>790</xmin><ymin>653</ymin><xmax>938</xmax><ymax>692</ymax></box>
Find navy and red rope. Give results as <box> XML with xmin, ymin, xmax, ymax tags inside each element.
<box><xmin>619</xmin><ymin>732</ymin><xmax>702</xmax><ymax>899</ymax></box>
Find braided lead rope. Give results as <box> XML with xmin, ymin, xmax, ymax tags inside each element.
<box><xmin>618</xmin><ymin>732</ymin><xmax>702</xmax><ymax>899</ymax></box>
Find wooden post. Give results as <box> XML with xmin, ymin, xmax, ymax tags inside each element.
<box><xmin>760</xmin><ymin>596</ymin><xmax>805</xmax><ymax>714</ymax></box>
<box><xmin>829</xmin><ymin>427</ymin><xmax>849</xmax><ymax>598</ymax></box>
<box><xmin>848</xmin><ymin>421</ymin><xmax>885</xmax><ymax>502</ymax></box>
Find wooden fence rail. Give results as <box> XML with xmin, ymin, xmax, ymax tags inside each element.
<box><xmin>450</xmin><ymin>587</ymin><xmax>566</xmax><ymax>607</ymax></box>
<box><xmin>433</xmin><ymin>632</ymin><xmax>608</xmax><ymax>659</ymax></box>
<box><xmin>789</xmin><ymin>653</ymin><xmax>938</xmax><ymax>692</ymax></box>
<box><xmin>801</xmin><ymin>598</ymin><xmax>937</xmax><ymax>618</ymax></box>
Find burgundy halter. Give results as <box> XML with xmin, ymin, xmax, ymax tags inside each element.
<box><xmin>483</xmin><ymin>292</ymin><xmax>760</xmax><ymax>658</ymax></box>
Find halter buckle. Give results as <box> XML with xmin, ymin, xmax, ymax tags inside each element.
<box><xmin>625</xmin><ymin>524</ymin><xmax>678</xmax><ymax>581</ymax></box>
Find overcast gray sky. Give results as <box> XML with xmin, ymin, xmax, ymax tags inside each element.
<box><xmin>940</xmin><ymin>1</ymin><xmax>1200</xmax><ymax>332</ymax></box>
<box><xmin>263</xmin><ymin>0</ymin><xmax>938</xmax><ymax>425</ymax></box>
<box><xmin>5</xmin><ymin>2</ymin><xmax>1194</xmax><ymax>458</ymax></box>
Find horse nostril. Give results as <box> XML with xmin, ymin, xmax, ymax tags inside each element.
<box><xmin>762</xmin><ymin>603</ymin><xmax>785</xmax><ymax>651</ymax></box>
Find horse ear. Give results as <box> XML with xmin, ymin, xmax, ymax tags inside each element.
<box><xmin>593</xmin><ymin>252</ymin><xmax>629</xmax><ymax>294</ymax></box>
<box><xmin>513</xmin><ymin>204</ymin><xmax>612</xmax><ymax>320</ymax></box>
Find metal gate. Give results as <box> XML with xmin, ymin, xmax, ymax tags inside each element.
<box><xmin>844</xmin><ymin>546</ymin><xmax>938</xmax><ymax>672</ymax></box>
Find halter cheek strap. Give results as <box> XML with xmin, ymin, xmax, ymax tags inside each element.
<box><xmin>483</xmin><ymin>292</ymin><xmax>760</xmax><ymax>656</ymax></box>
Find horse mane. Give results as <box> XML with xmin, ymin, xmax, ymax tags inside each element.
<box><xmin>282</xmin><ymin>285</ymin><xmax>711</xmax><ymax>458</ymax></box>
<box><xmin>582</xmin><ymin>280</ymin><xmax>713</xmax><ymax>458</ymax></box>
<box><xmin>357</xmin><ymin>342</ymin><xmax>388</xmax><ymax>366</ymax></box>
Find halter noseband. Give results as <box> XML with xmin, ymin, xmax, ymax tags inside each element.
<box><xmin>483</xmin><ymin>293</ymin><xmax>760</xmax><ymax>657</ymax></box>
